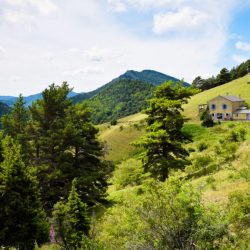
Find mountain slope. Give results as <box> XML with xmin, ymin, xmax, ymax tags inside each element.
<box><xmin>71</xmin><ymin>69</ymin><xmax>189</xmax><ymax>104</ymax></box>
<box><xmin>88</xmin><ymin>79</ymin><xmax>154</xmax><ymax>124</ymax></box>
<box><xmin>183</xmin><ymin>75</ymin><xmax>250</xmax><ymax>121</ymax></box>
<box><xmin>0</xmin><ymin>102</ymin><xmax>11</xmax><ymax>117</ymax></box>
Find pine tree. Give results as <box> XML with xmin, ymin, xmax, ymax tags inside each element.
<box><xmin>53</xmin><ymin>179</ymin><xmax>90</xmax><ymax>249</ymax></box>
<box><xmin>30</xmin><ymin>83</ymin><xmax>112</xmax><ymax>211</ymax></box>
<box><xmin>1</xmin><ymin>95</ymin><xmax>31</xmax><ymax>162</ymax></box>
<box><xmin>137</xmin><ymin>81</ymin><xmax>196</xmax><ymax>181</ymax></box>
<box><xmin>0</xmin><ymin>137</ymin><xmax>49</xmax><ymax>249</ymax></box>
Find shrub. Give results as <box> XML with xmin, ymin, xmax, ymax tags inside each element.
<box><xmin>111</xmin><ymin>159</ymin><xmax>147</xmax><ymax>190</ymax></box>
<box><xmin>197</xmin><ymin>142</ymin><xmax>208</xmax><ymax>152</ymax></box>
<box><xmin>200</xmin><ymin>109</ymin><xmax>214</xmax><ymax>127</ymax></box>
<box><xmin>110</xmin><ymin>120</ymin><xmax>117</xmax><ymax>126</ymax></box>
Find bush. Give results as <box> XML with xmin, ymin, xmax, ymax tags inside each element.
<box><xmin>96</xmin><ymin>177</ymin><xmax>230</xmax><ymax>249</ymax></box>
<box><xmin>197</xmin><ymin>142</ymin><xmax>208</xmax><ymax>152</ymax></box>
<box><xmin>111</xmin><ymin>159</ymin><xmax>147</xmax><ymax>190</ymax></box>
<box><xmin>200</xmin><ymin>109</ymin><xmax>214</xmax><ymax>127</ymax></box>
<box><xmin>110</xmin><ymin>120</ymin><xmax>117</xmax><ymax>126</ymax></box>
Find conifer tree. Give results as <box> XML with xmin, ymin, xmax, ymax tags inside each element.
<box><xmin>0</xmin><ymin>137</ymin><xmax>49</xmax><ymax>249</ymax></box>
<box><xmin>53</xmin><ymin>179</ymin><xmax>90</xmax><ymax>249</ymax></box>
<box><xmin>30</xmin><ymin>83</ymin><xmax>112</xmax><ymax>211</ymax></box>
<box><xmin>138</xmin><ymin>81</ymin><xmax>196</xmax><ymax>181</ymax></box>
<box><xmin>1</xmin><ymin>95</ymin><xmax>31</xmax><ymax>162</ymax></box>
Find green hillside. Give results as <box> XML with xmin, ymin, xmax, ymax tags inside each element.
<box><xmin>88</xmin><ymin>79</ymin><xmax>154</xmax><ymax>124</ymax></box>
<box><xmin>184</xmin><ymin>75</ymin><xmax>250</xmax><ymax>121</ymax></box>
<box><xmin>0</xmin><ymin>102</ymin><xmax>11</xmax><ymax>117</ymax></box>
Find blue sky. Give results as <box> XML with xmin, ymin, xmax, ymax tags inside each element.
<box><xmin>0</xmin><ymin>0</ymin><xmax>250</xmax><ymax>95</ymax></box>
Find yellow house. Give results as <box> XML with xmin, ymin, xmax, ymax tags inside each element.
<box><xmin>207</xmin><ymin>95</ymin><xmax>250</xmax><ymax>121</ymax></box>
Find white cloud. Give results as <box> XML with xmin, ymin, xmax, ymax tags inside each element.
<box><xmin>232</xmin><ymin>54</ymin><xmax>248</xmax><ymax>64</ymax></box>
<box><xmin>108</xmin><ymin>0</ymin><xmax>127</xmax><ymax>12</ymax></box>
<box><xmin>64</xmin><ymin>67</ymin><xmax>104</xmax><ymax>76</ymax></box>
<box><xmin>44</xmin><ymin>52</ymin><xmax>55</xmax><ymax>61</ymax></box>
<box><xmin>4</xmin><ymin>0</ymin><xmax>57</xmax><ymax>14</ymax></box>
<box><xmin>153</xmin><ymin>7</ymin><xmax>210</xmax><ymax>34</ymax></box>
<box><xmin>2</xmin><ymin>9</ymin><xmax>35</xmax><ymax>25</ymax></box>
<box><xmin>0</xmin><ymin>46</ymin><xmax>7</xmax><ymax>57</ymax></box>
<box><xmin>236</xmin><ymin>41</ymin><xmax>250</xmax><ymax>52</ymax></box>
<box><xmin>83</xmin><ymin>47</ymin><xmax>111</xmax><ymax>62</ymax></box>
<box><xmin>0</xmin><ymin>0</ymin><xmax>57</xmax><ymax>27</ymax></box>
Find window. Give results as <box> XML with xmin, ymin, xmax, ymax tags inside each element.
<box><xmin>211</xmin><ymin>104</ymin><xmax>216</xmax><ymax>110</ymax></box>
<box><xmin>222</xmin><ymin>104</ymin><xmax>227</xmax><ymax>110</ymax></box>
<box><xmin>217</xmin><ymin>113</ymin><xmax>223</xmax><ymax>119</ymax></box>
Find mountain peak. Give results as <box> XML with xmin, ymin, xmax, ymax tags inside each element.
<box><xmin>117</xmin><ymin>69</ymin><xmax>189</xmax><ymax>86</ymax></box>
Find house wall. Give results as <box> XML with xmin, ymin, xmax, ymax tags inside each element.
<box><xmin>232</xmin><ymin>101</ymin><xmax>245</xmax><ymax>112</ymax></box>
<box><xmin>233</xmin><ymin>113</ymin><xmax>249</xmax><ymax>120</ymax></box>
<box><xmin>208</xmin><ymin>96</ymin><xmax>244</xmax><ymax>120</ymax></box>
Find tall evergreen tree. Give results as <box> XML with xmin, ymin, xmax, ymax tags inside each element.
<box><xmin>137</xmin><ymin>81</ymin><xmax>196</xmax><ymax>181</ymax></box>
<box><xmin>0</xmin><ymin>137</ymin><xmax>49</xmax><ymax>249</ymax></box>
<box><xmin>30</xmin><ymin>83</ymin><xmax>112</xmax><ymax>211</ymax></box>
<box><xmin>1</xmin><ymin>95</ymin><xmax>31</xmax><ymax>162</ymax></box>
<box><xmin>53</xmin><ymin>179</ymin><xmax>90</xmax><ymax>249</ymax></box>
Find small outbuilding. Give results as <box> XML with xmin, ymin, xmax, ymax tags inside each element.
<box><xmin>205</xmin><ymin>95</ymin><xmax>250</xmax><ymax>121</ymax></box>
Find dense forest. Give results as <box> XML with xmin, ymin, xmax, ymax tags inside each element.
<box><xmin>192</xmin><ymin>59</ymin><xmax>250</xmax><ymax>90</ymax></box>
<box><xmin>87</xmin><ymin>79</ymin><xmax>155</xmax><ymax>124</ymax></box>
<box><xmin>0</xmin><ymin>81</ymin><xmax>249</xmax><ymax>250</ymax></box>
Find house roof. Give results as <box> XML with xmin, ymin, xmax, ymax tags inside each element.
<box><xmin>234</xmin><ymin>109</ymin><xmax>250</xmax><ymax>114</ymax></box>
<box><xmin>219</xmin><ymin>95</ymin><xmax>244</xmax><ymax>102</ymax></box>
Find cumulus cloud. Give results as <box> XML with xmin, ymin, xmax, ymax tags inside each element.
<box><xmin>4</xmin><ymin>0</ymin><xmax>57</xmax><ymax>14</ymax></box>
<box><xmin>236</xmin><ymin>41</ymin><xmax>250</xmax><ymax>52</ymax></box>
<box><xmin>44</xmin><ymin>52</ymin><xmax>55</xmax><ymax>61</ymax></box>
<box><xmin>0</xmin><ymin>0</ymin><xmax>57</xmax><ymax>27</ymax></box>
<box><xmin>153</xmin><ymin>7</ymin><xmax>210</xmax><ymax>34</ymax></box>
<box><xmin>232</xmin><ymin>54</ymin><xmax>248</xmax><ymax>64</ymax></box>
<box><xmin>0</xmin><ymin>46</ymin><xmax>7</xmax><ymax>57</ymax></box>
<box><xmin>64</xmin><ymin>67</ymin><xmax>104</xmax><ymax>76</ymax></box>
<box><xmin>108</xmin><ymin>0</ymin><xmax>127</xmax><ymax>12</ymax></box>
<box><xmin>83</xmin><ymin>47</ymin><xmax>113</xmax><ymax>62</ymax></box>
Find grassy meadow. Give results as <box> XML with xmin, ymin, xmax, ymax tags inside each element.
<box><xmin>183</xmin><ymin>74</ymin><xmax>250</xmax><ymax>121</ymax></box>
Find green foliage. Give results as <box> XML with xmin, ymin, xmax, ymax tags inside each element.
<box><xmin>1</xmin><ymin>95</ymin><xmax>31</xmax><ymax>162</ymax></box>
<box><xmin>137</xmin><ymin>81</ymin><xmax>197</xmax><ymax>181</ymax></box>
<box><xmin>0</xmin><ymin>101</ymin><xmax>11</xmax><ymax>118</ymax></box>
<box><xmin>192</xmin><ymin>59</ymin><xmax>250</xmax><ymax>91</ymax></box>
<box><xmin>87</xmin><ymin>79</ymin><xmax>155</xmax><ymax>124</ymax></box>
<box><xmin>110</xmin><ymin>119</ymin><xmax>117</xmax><ymax>126</ymax></box>
<box><xmin>200</xmin><ymin>108</ymin><xmax>214</xmax><ymax>127</ymax></box>
<box><xmin>0</xmin><ymin>137</ymin><xmax>49</xmax><ymax>249</ymax></box>
<box><xmin>111</xmin><ymin>159</ymin><xmax>148</xmax><ymax>190</ymax></box>
<box><xmin>96</xmin><ymin>177</ymin><xmax>229</xmax><ymax>249</ymax></box>
<box><xmin>52</xmin><ymin>179</ymin><xmax>90</xmax><ymax>249</ymax></box>
<box><xmin>29</xmin><ymin>83</ymin><xmax>113</xmax><ymax>211</ymax></box>
<box><xmin>197</xmin><ymin>141</ymin><xmax>208</xmax><ymax>152</ymax></box>
<box><xmin>227</xmin><ymin>187</ymin><xmax>250</xmax><ymax>248</ymax></box>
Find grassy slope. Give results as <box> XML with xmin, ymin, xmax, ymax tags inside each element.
<box><xmin>98</xmin><ymin>77</ymin><xmax>250</xmax><ymax>204</ymax></box>
<box><xmin>183</xmin><ymin>75</ymin><xmax>250</xmax><ymax>121</ymax></box>
<box><xmin>98</xmin><ymin>113</ymin><xmax>147</xmax><ymax>162</ymax></box>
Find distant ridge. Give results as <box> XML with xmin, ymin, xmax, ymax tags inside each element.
<box><xmin>0</xmin><ymin>91</ymin><xmax>78</xmax><ymax>107</ymax></box>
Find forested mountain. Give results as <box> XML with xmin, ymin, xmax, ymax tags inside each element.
<box><xmin>71</xmin><ymin>69</ymin><xmax>189</xmax><ymax>104</ymax></box>
<box><xmin>71</xmin><ymin>70</ymin><xmax>189</xmax><ymax>123</ymax></box>
<box><xmin>88</xmin><ymin>79</ymin><xmax>155</xmax><ymax>124</ymax></box>
<box><xmin>0</xmin><ymin>102</ymin><xmax>11</xmax><ymax>117</ymax></box>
